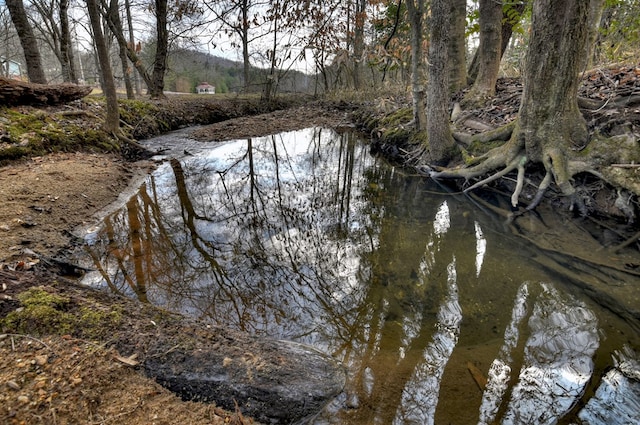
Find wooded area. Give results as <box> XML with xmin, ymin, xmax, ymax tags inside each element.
<box><xmin>1</xmin><ymin>0</ymin><xmax>639</xmax><ymax>204</ymax></box>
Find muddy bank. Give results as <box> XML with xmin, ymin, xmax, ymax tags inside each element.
<box><xmin>1</xmin><ymin>273</ymin><xmax>346</xmax><ymax>425</ymax></box>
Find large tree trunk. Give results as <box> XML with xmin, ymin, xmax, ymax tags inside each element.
<box><xmin>5</xmin><ymin>0</ymin><xmax>47</xmax><ymax>84</ymax></box>
<box><xmin>448</xmin><ymin>0</ymin><xmax>467</xmax><ymax>93</ymax></box>
<box><xmin>516</xmin><ymin>0</ymin><xmax>590</xmax><ymax>195</ymax></box>
<box><xmin>405</xmin><ymin>0</ymin><xmax>426</xmax><ymax>131</ymax></box>
<box><xmin>87</xmin><ymin>0</ymin><xmax>120</xmax><ymax>133</ymax></box>
<box><xmin>462</xmin><ymin>0</ymin><xmax>502</xmax><ymax>107</ymax></box>
<box><xmin>150</xmin><ymin>0</ymin><xmax>168</xmax><ymax>98</ymax></box>
<box><xmin>426</xmin><ymin>0</ymin><xmax>456</xmax><ymax>164</ymax></box>
<box><xmin>432</xmin><ymin>0</ymin><xmax>593</xmax><ymax>208</ymax></box>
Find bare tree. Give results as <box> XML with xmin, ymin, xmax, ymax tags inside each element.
<box><xmin>426</xmin><ymin>0</ymin><xmax>455</xmax><ymax>164</ymax></box>
<box><xmin>468</xmin><ymin>0</ymin><xmax>528</xmax><ymax>82</ymax></box>
<box><xmin>107</xmin><ymin>0</ymin><xmax>134</xmax><ymax>98</ymax></box>
<box><xmin>150</xmin><ymin>0</ymin><xmax>168</xmax><ymax>98</ymax></box>
<box><xmin>59</xmin><ymin>0</ymin><xmax>78</xmax><ymax>82</ymax></box>
<box><xmin>433</xmin><ymin>1</ymin><xmax>606</xmax><ymax>210</ymax></box>
<box><xmin>204</xmin><ymin>0</ymin><xmax>265</xmax><ymax>92</ymax></box>
<box><xmin>448</xmin><ymin>0</ymin><xmax>467</xmax><ymax>92</ymax></box>
<box><xmin>405</xmin><ymin>0</ymin><xmax>426</xmax><ymax>130</ymax></box>
<box><xmin>462</xmin><ymin>0</ymin><xmax>502</xmax><ymax>107</ymax></box>
<box><xmin>86</xmin><ymin>0</ymin><xmax>119</xmax><ymax>132</ymax></box>
<box><xmin>6</xmin><ymin>0</ymin><xmax>47</xmax><ymax>83</ymax></box>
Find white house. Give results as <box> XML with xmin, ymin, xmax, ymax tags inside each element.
<box><xmin>196</xmin><ymin>82</ymin><xmax>216</xmax><ymax>94</ymax></box>
<box><xmin>1</xmin><ymin>56</ymin><xmax>23</xmax><ymax>80</ymax></box>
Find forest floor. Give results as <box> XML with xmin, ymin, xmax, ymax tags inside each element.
<box><xmin>1</xmin><ymin>64</ymin><xmax>640</xmax><ymax>424</ymax></box>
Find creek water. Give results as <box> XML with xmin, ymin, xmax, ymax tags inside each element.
<box><xmin>82</xmin><ymin>128</ymin><xmax>640</xmax><ymax>424</ymax></box>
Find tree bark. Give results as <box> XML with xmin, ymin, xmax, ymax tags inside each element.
<box><xmin>108</xmin><ymin>0</ymin><xmax>134</xmax><ymax>99</ymax></box>
<box><xmin>426</xmin><ymin>0</ymin><xmax>456</xmax><ymax>164</ymax></box>
<box><xmin>124</xmin><ymin>0</ymin><xmax>141</xmax><ymax>95</ymax></box>
<box><xmin>5</xmin><ymin>0</ymin><xmax>47</xmax><ymax>83</ymax></box>
<box><xmin>59</xmin><ymin>0</ymin><xmax>78</xmax><ymax>83</ymax></box>
<box><xmin>467</xmin><ymin>1</ymin><xmax>527</xmax><ymax>84</ymax></box>
<box><xmin>86</xmin><ymin>0</ymin><xmax>120</xmax><ymax>133</ymax></box>
<box><xmin>463</xmin><ymin>0</ymin><xmax>502</xmax><ymax>106</ymax></box>
<box><xmin>0</xmin><ymin>76</ymin><xmax>91</xmax><ymax>105</ymax></box>
<box><xmin>352</xmin><ymin>0</ymin><xmax>366</xmax><ymax>90</ymax></box>
<box><xmin>99</xmin><ymin>0</ymin><xmax>153</xmax><ymax>94</ymax></box>
<box><xmin>518</xmin><ymin>0</ymin><xmax>590</xmax><ymax>178</ymax></box>
<box><xmin>582</xmin><ymin>0</ymin><xmax>605</xmax><ymax>71</ymax></box>
<box><xmin>432</xmin><ymin>0</ymin><xmax>594</xmax><ymax>207</ymax></box>
<box><xmin>448</xmin><ymin>0</ymin><xmax>467</xmax><ymax>93</ymax></box>
<box><xmin>150</xmin><ymin>0</ymin><xmax>168</xmax><ymax>98</ymax></box>
<box><xmin>405</xmin><ymin>0</ymin><xmax>426</xmax><ymax>131</ymax></box>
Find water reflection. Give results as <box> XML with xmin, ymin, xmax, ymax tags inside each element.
<box><xmin>83</xmin><ymin>128</ymin><xmax>640</xmax><ymax>424</ymax></box>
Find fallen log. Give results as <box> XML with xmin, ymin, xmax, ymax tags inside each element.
<box><xmin>0</xmin><ymin>77</ymin><xmax>92</xmax><ymax>106</ymax></box>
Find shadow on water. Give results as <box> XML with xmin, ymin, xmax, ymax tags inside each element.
<box><xmin>82</xmin><ymin>128</ymin><xmax>640</xmax><ymax>424</ymax></box>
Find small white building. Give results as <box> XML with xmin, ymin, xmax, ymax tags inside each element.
<box><xmin>1</xmin><ymin>56</ymin><xmax>23</xmax><ymax>80</ymax></box>
<box><xmin>196</xmin><ymin>82</ymin><xmax>215</xmax><ymax>94</ymax></box>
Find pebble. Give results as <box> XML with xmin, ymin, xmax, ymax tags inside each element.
<box><xmin>6</xmin><ymin>380</ymin><xmax>20</xmax><ymax>391</ymax></box>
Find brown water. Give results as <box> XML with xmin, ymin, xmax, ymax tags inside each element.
<box><xmin>82</xmin><ymin>128</ymin><xmax>640</xmax><ymax>424</ymax></box>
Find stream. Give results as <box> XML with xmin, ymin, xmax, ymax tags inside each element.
<box><xmin>82</xmin><ymin>127</ymin><xmax>640</xmax><ymax>424</ymax></box>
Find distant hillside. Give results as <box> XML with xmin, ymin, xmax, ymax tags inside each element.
<box><xmin>165</xmin><ymin>49</ymin><xmax>316</xmax><ymax>95</ymax></box>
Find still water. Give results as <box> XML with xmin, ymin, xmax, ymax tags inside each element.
<box><xmin>83</xmin><ymin>128</ymin><xmax>640</xmax><ymax>424</ymax></box>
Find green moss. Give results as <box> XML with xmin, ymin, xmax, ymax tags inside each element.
<box><xmin>77</xmin><ymin>306</ymin><xmax>122</xmax><ymax>338</ymax></box>
<box><xmin>3</xmin><ymin>288</ymin><xmax>73</xmax><ymax>336</ymax></box>
<box><xmin>380</xmin><ymin>107</ymin><xmax>413</xmax><ymax>126</ymax></box>
<box><xmin>408</xmin><ymin>130</ymin><xmax>428</xmax><ymax>145</ymax></box>
<box><xmin>118</xmin><ymin>99</ymin><xmax>161</xmax><ymax>126</ymax></box>
<box><xmin>381</xmin><ymin>126</ymin><xmax>411</xmax><ymax>144</ymax></box>
<box><xmin>2</xmin><ymin>287</ymin><xmax>123</xmax><ymax>338</ymax></box>
<box><xmin>467</xmin><ymin>138</ymin><xmax>505</xmax><ymax>157</ymax></box>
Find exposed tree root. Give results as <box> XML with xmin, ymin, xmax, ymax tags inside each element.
<box><xmin>452</xmin><ymin>120</ymin><xmax>516</xmax><ymax>146</ymax></box>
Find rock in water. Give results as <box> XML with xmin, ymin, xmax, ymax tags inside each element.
<box><xmin>144</xmin><ymin>338</ymin><xmax>346</xmax><ymax>424</ymax></box>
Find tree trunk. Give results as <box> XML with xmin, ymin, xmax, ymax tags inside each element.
<box><xmin>6</xmin><ymin>0</ymin><xmax>47</xmax><ymax>84</ymax></box>
<box><xmin>582</xmin><ymin>0</ymin><xmax>605</xmax><ymax>71</ymax></box>
<box><xmin>426</xmin><ymin>0</ymin><xmax>456</xmax><ymax>165</ymax></box>
<box><xmin>241</xmin><ymin>0</ymin><xmax>250</xmax><ymax>92</ymax></box>
<box><xmin>352</xmin><ymin>0</ymin><xmax>366</xmax><ymax>90</ymax></box>
<box><xmin>124</xmin><ymin>0</ymin><xmax>141</xmax><ymax>95</ymax></box>
<box><xmin>108</xmin><ymin>0</ymin><xmax>134</xmax><ymax>99</ymax></box>
<box><xmin>467</xmin><ymin>1</ymin><xmax>527</xmax><ymax>84</ymax></box>
<box><xmin>432</xmin><ymin>0</ymin><xmax>593</xmax><ymax>208</ymax></box>
<box><xmin>100</xmin><ymin>0</ymin><xmax>153</xmax><ymax>94</ymax></box>
<box><xmin>86</xmin><ymin>0</ymin><xmax>120</xmax><ymax>133</ymax></box>
<box><xmin>0</xmin><ymin>76</ymin><xmax>91</xmax><ymax>105</ymax></box>
<box><xmin>448</xmin><ymin>0</ymin><xmax>467</xmax><ymax>93</ymax></box>
<box><xmin>518</xmin><ymin>0</ymin><xmax>590</xmax><ymax>190</ymax></box>
<box><xmin>59</xmin><ymin>0</ymin><xmax>78</xmax><ymax>83</ymax></box>
<box><xmin>150</xmin><ymin>0</ymin><xmax>168</xmax><ymax>98</ymax></box>
<box><xmin>463</xmin><ymin>0</ymin><xmax>502</xmax><ymax>106</ymax></box>
<box><xmin>405</xmin><ymin>0</ymin><xmax>426</xmax><ymax>131</ymax></box>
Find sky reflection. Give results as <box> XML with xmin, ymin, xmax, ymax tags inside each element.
<box><xmin>83</xmin><ymin>128</ymin><xmax>640</xmax><ymax>424</ymax></box>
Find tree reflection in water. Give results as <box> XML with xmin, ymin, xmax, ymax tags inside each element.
<box><xmin>83</xmin><ymin>128</ymin><xmax>640</xmax><ymax>424</ymax></box>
